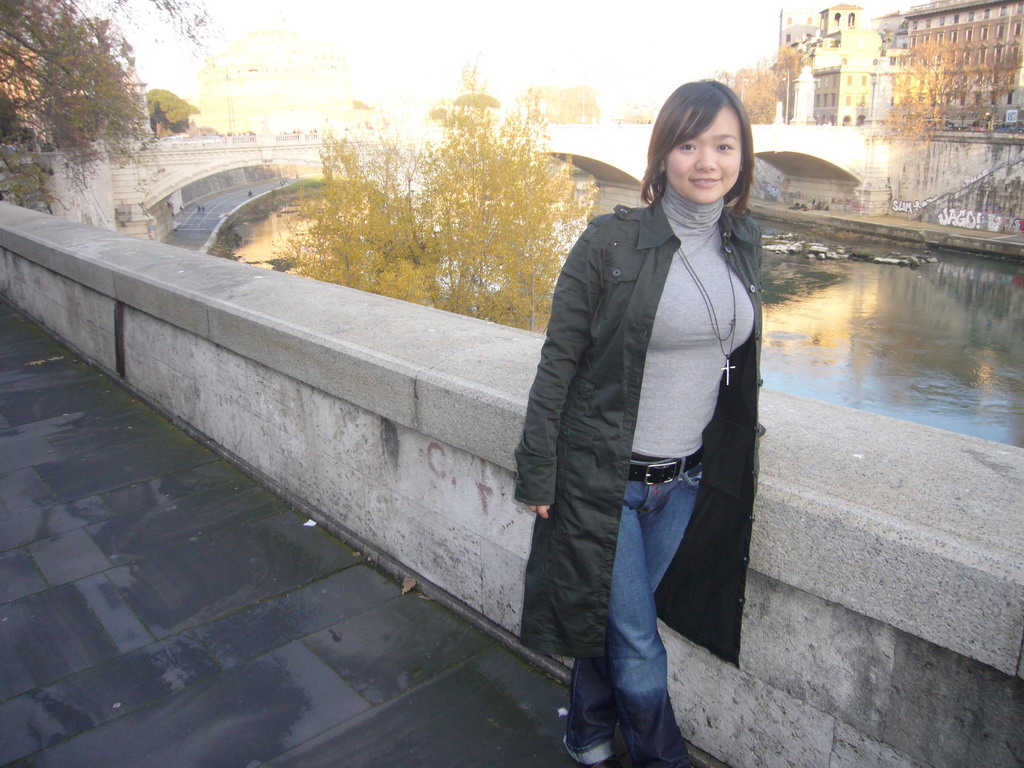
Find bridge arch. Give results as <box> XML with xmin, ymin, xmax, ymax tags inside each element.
<box><xmin>546</xmin><ymin>124</ymin><xmax>890</xmax><ymax>214</ymax></box>
<box><xmin>137</xmin><ymin>142</ymin><xmax>324</xmax><ymax>210</ymax></box>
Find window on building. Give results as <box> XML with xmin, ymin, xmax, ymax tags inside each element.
<box><xmin>939</xmin><ymin>15</ymin><xmax>945</xmax><ymax>26</ymax></box>
<box><xmin>1015</xmin><ymin>21</ymin><xmax>1022</xmax><ymax>35</ymax></box>
<box><xmin>786</xmin><ymin>33</ymin><xmax>792</xmax><ymax>42</ymax></box>
<box><xmin>847</xmin><ymin>74</ymin><xmax>853</xmax><ymax>86</ymax></box>
<box><xmin>832</xmin><ymin>94</ymin><xmax>837</xmax><ymax>106</ymax></box>
<box><xmin>984</xmin><ymin>8</ymin><xmax>991</xmax><ymax>18</ymax></box>
<box><xmin>807</xmin><ymin>16</ymin><xmax>812</xmax><ymax>24</ymax></box>
<box><xmin>834</xmin><ymin>12</ymin><xmax>841</xmax><ymax>26</ymax></box>
<box><xmin>980</xmin><ymin>46</ymin><xmax>988</xmax><ymax>62</ymax></box>
<box><xmin>846</xmin><ymin>94</ymin><xmax>851</xmax><ymax>106</ymax></box>
<box><xmin>859</xmin><ymin>94</ymin><xmax>866</xmax><ymax>106</ymax></box>
<box><xmin>982</xmin><ymin>25</ymin><xmax>990</xmax><ymax>39</ymax></box>
<box><xmin>954</xmin><ymin>14</ymin><xmax>960</xmax><ymax>23</ymax></box>
<box><xmin>967</xmin><ymin>28</ymin><xmax>973</xmax><ymax>40</ymax></box>
<box><xmin>912</xmin><ymin>20</ymin><xmax>919</xmax><ymax>29</ymax></box>
<box><xmin>969</xmin><ymin>11</ymin><xmax>975</xmax><ymax>20</ymax></box>
<box><xmin>1001</xmin><ymin>5</ymin><xmax>1008</xmax><ymax>15</ymax></box>
<box><xmin>787</xmin><ymin>16</ymin><xmax>793</xmax><ymax>25</ymax></box>
<box><xmin>999</xmin><ymin>23</ymin><xmax>1006</xmax><ymax>36</ymax></box>
<box><xmin>1018</xmin><ymin>3</ymin><xmax>1023</xmax><ymax>13</ymax></box>
<box><xmin>952</xmin><ymin>30</ymin><xmax>959</xmax><ymax>41</ymax></box>
<box><xmin>937</xmin><ymin>32</ymin><xmax>944</xmax><ymax>42</ymax></box>
<box><xmin>862</xmin><ymin>75</ymin><xmax>867</xmax><ymax>85</ymax></box>
<box><xmin>926</xmin><ymin>18</ymin><xmax>932</xmax><ymax>27</ymax></box>
<box><xmin>848</xmin><ymin>12</ymin><xmax>856</xmax><ymax>26</ymax></box>
<box><xmin>923</xmin><ymin>34</ymin><xmax>930</xmax><ymax>42</ymax></box>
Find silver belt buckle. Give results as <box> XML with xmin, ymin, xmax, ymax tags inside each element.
<box><xmin>644</xmin><ymin>460</ymin><xmax>677</xmax><ymax>485</ymax></box>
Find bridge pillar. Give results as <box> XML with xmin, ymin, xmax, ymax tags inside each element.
<box><xmin>854</xmin><ymin>132</ymin><xmax>892</xmax><ymax>215</ymax></box>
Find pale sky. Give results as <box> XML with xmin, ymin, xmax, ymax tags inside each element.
<box><xmin>126</xmin><ymin>0</ymin><xmax>896</xmax><ymax>116</ymax></box>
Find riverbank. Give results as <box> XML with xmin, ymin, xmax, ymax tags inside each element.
<box><xmin>750</xmin><ymin>200</ymin><xmax>1024</xmax><ymax>261</ymax></box>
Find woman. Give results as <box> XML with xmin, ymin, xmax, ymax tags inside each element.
<box><xmin>514</xmin><ymin>81</ymin><xmax>763</xmax><ymax>768</ymax></box>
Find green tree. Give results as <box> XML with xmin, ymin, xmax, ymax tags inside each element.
<box><xmin>0</xmin><ymin>0</ymin><xmax>208</xmax><ymax>206</ymax></box>
<box><xmin>147</xmin><ymin>88</ymin><xmax>199</xmax><ymax>136</ymax></box>
<box><xmin>287</xmin><ymin>85</ymin><xmax>596</xmax><ymax>332</ymax></box>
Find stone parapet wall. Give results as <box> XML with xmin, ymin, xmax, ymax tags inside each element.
<box><xmin>1</xmin><ymin>203</ymin><xmax>1021</xmax><ymax>768</ymax></box>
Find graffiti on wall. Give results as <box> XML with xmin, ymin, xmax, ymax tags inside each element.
<box><xmin>935</xmin><ymin>208</ymin><xmax>1006</xmax><ymax>232</ymax></box>
<box><xmin>963</xmin><ymin>168</ymin><xmax>993</xmax><ymax>186</ymax></box>
<box><xmin>891</xmin><ymin>195</ymin><xmax>939</xmax><ymax>214</ymax></box>
<box><xmin>764</xmin><ymin>183</ymin><xmax>780</xmax><ymax>199</ymax></box>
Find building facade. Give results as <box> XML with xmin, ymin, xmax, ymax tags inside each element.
<box><xmin>780</xmin><ymin>7</ymin><xmax>822</xmax><ymax>45</ymax></box>
<box><xmin>196</xmin><ymin>30</ymin><xmax>358</xmax><ymax>135</ymax></box>
<box><xmin>808</xmin><ymin>4</ymin><xmax>888</xmax><ymax>125</ymax></box>
<box><xmin>903</xmin><ymin>0</ymin><xmax>1024</xmax><ymax>125</ymax></box>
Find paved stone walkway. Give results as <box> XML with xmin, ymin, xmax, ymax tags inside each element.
<box><xmin>0</xmin><ymin>301</ymin><xmax>581</xmax><ymax>767</ymax></box>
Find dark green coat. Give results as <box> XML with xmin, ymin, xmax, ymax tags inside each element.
<box><xmin>514</xmin><ymin>200</ymin><xmax>763</xmax><ymax>664</ymax></box>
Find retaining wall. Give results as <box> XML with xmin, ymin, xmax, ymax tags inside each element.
<box><xmin>1</xmin><ymin>202</ymin><xmax>1021</xmax><ymax>768</ymax></box>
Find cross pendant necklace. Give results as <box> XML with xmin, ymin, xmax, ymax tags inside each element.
<box><xmin>721</xmin><ymin>358</ymin><xmax>736</xmax><ymax>386</ymax></box>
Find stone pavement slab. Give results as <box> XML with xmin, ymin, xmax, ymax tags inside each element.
<box><xmin>0</xmin><ymin>300</ymin><xmax>577</xmax><ymax>768</ymax></box>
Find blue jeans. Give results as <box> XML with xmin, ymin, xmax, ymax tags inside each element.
<box><xmin>564</xmin><ymin>466</ymin><xmax>700</xmax><ymax>768</ymax></box>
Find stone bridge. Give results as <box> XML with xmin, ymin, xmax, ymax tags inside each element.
<box><xmin>111</xmin><ymin>133</ymin><xmax>334</xmax><ymax>238</ymax></box>
<box><xmin>2</xmin><ymin>203</ymin><xmax>1021</xmax><ymax>768</ymax></box>
<box><xmin>110</xmin><ymin>124</ymin><xmax>893</xmax><ymax>239</ymax></box>
<box><xmin>546</xmin><ymin>123</ymin><xmax>891</xmax><ymax>214</ymax></box>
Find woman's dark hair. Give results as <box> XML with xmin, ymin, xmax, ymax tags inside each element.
<box><xmin>640</xmin><ymin>80</ymin><xmax>755</xmax><ymax>213</ymax></box>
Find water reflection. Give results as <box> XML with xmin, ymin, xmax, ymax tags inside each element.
<box><xmin>234</xmin><ymin>211</ymin><xmax>299</xmax><ymax>270</ymax></box>
<box><xmin>762</xmin><ymin>248</ymin><xmax>1024</xmax><ymax>448</ymax></box>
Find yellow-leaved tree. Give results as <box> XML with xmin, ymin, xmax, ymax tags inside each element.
<box><xmin>288</xmin><ymin>133</ymin><xmax>434</xmax><ymax>305</ymax></box>
<box><xmin>287</xmin><ymin>69</ymin><xmax>596</xmax><ymax>332</ymax></box>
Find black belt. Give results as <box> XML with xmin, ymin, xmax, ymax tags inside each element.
<box><xmin>628</xmin><ymin>448</ymin><xmax>703</xmax><ymax>484</ymax></box>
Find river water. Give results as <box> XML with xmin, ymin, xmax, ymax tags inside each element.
<box><xmin>236</xmin><ymin>215</ymin><xmax>1024</xmax><ymax>449</ymax></box>
<box><xmin>760</xmin><ymin>224</ymin><xmax>1024</xmax><ymax>449</ymax></box>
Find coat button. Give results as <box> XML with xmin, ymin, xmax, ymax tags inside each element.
<box><xmin>724</xmin><ymin>245</ymin><xmax>733</xmax><ymax>254</ymax></box>
<box><xmin>738</xmin><ymin>597</ymin><xmax>745</xmax><ymax>605</ymax></box>
<box><xmin>612</xmin><ymin>268</ymin><xmax>622</xmax><ymax>277</ymax></box>
<box><xmin>749</xmin><ymin>284</ymin><xmax>756</xmax><ymax>293</ymax></box>
<box><xmin>742</xmin><ymin>556</ymin><xmax>749</xmax><ymax>564</ymax></box>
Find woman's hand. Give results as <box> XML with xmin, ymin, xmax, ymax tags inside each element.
<box><xmin>527</xmin><ymin>504</ymin><xmax>550</xmax><ymax>519</ymax></box>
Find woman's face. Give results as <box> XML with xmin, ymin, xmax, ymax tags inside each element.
<box><xmin>664</xmin><ymin>106</ymin><xmax>742</xmax><ymax>205</ymax></box>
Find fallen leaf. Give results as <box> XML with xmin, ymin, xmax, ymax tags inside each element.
<box><xmin>25</xmin><ymin>360</ymin><xmax>46</xmax><ymax>366</ymax></box>
<box><xmin>401</xmin><ymin>577</ymin><xmax>417</xmax><ymax>595</ymax></box>
<box><xmin>303</xmin><ymin>519</ymin><xmax>317</xmax><ymax>527</ymax></box>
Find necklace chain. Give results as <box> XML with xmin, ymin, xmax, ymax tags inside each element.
<box><xmin>678</xmin><ymin>248</ymin><xmax>738</xmax><ymax>384</ymax></box>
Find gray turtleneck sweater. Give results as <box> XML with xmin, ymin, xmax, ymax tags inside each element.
<box><xmin>631</xmin><ymin>187</ymin><xmax>755</xmax><ymax>459</ymax></box>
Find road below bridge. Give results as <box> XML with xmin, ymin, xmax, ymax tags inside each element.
<box><xmin>164</xmin><ymin>179</ymin><xmax>296</xmax><ymax>252</ymax></box>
